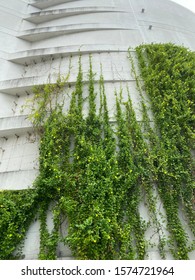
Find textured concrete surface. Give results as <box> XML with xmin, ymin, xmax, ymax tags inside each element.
<box><xmin>0</xmin><ymin>0</ymin><xmax>194</xmax><ymax>259</ymax></box>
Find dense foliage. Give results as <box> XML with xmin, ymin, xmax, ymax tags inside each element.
<box><xmin>135</xmin><ymin>43</ymin><xmax>195</xmax><ymax>258</ymax></box>
<box><xmin>0</xmin><ymin>44</ymin><xmax>194</xmax><ymax>259</ymax></box>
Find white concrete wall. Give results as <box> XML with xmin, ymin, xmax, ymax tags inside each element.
<box><xmin>0</xmin><ymin>0</ymin><xmax>194</xmax><ymax>260</ymax></box>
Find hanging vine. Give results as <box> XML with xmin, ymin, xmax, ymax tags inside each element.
<box><xmin>134</xmin><ymin>43</ymin><xmax>195</xmax><ymax>259</ymax></box>
<box><xmin>0</xmin><ymin>43</ymin><xmax>194</xmax><ymax>260</ymax></box>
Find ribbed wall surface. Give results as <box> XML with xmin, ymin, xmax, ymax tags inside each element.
<box><xmin>0</xmin><ymin>0</ymin><xmax>195</xmax><ymax>259</ymax></box>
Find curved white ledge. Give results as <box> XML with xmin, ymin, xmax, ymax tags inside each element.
<box><xmin>25</xmin><ymin>7</ymin><xmax>128</xmax><ymax>24</ymax></box>
<box><xmin>29</xmin><ymin>0</ymin><xmax>82</xmax><ymax>9</ymax></box>
<box><xmin>18</xmin><ymin>23</ymin><xmax>135</xmax><ymax>42</ymax></box>
<box><xmin>8</xmin><ymin>44</ymin><xmax>130</xmax><ymax>65</ymax></box>
<box><xmin>0</xmin><ymin>115</ymin><xmax>32</xmax><ymax>137</ymax></box>
<box><xmin>0</xmin><ymin>77</ymin><xmax>136</xmax><ymax>95</ymax></box>
<box><xmin>0</xmin><ymin>76</ymin><xmax>48</xmax><ymax>95</ymax></box>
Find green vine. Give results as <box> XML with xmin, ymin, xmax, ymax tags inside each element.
<box><xmin>0</xmin><ymin>44</ymin><xmax>194</xmax><ymax>260</ymax></box>
<box><xmin>134</xmin><ymin>43</ymin><xmax>195</xmax><ymax>259</ymax></box>
<box><xmin>0</xmin><ymin>189</ymin><xmax>38</xmax><ymax>259</ymax></box>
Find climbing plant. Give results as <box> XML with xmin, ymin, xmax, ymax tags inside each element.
<box><xmin>0</xmin><ymin>43</ymin><xmax>194</xmax><ymax>260</ymax></box>
<box><xmin>134</xmin><ymin>43</ymin><xmax>195</xmax><ymax>259</ymax></box>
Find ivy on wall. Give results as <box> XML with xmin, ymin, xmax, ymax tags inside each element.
<box><xmin>135</xmin><ymin>43</ymin><xmax>195</xmax><ymax>259</ymax></box>
<box><xmin>0</xmin><ymin>44</ymin><xmax>194</xmax><ymax>260</ymax></box>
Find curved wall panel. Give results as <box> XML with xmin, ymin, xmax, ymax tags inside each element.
<box><xmin>0</xmin><ymin>0</ymin><xmax>194</xmax><ymax>259</ymax></box>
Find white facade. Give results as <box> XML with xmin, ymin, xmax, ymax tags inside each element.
<box><xmin>0</xmin><ymin>0</ymin><xmax>195</xmax><ymax>259</ymax></box>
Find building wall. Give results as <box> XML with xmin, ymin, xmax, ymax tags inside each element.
<box><xmin>0</xmin><ymin>0</ymin><xmax>195</xmax><ymax>259</ymax></box>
